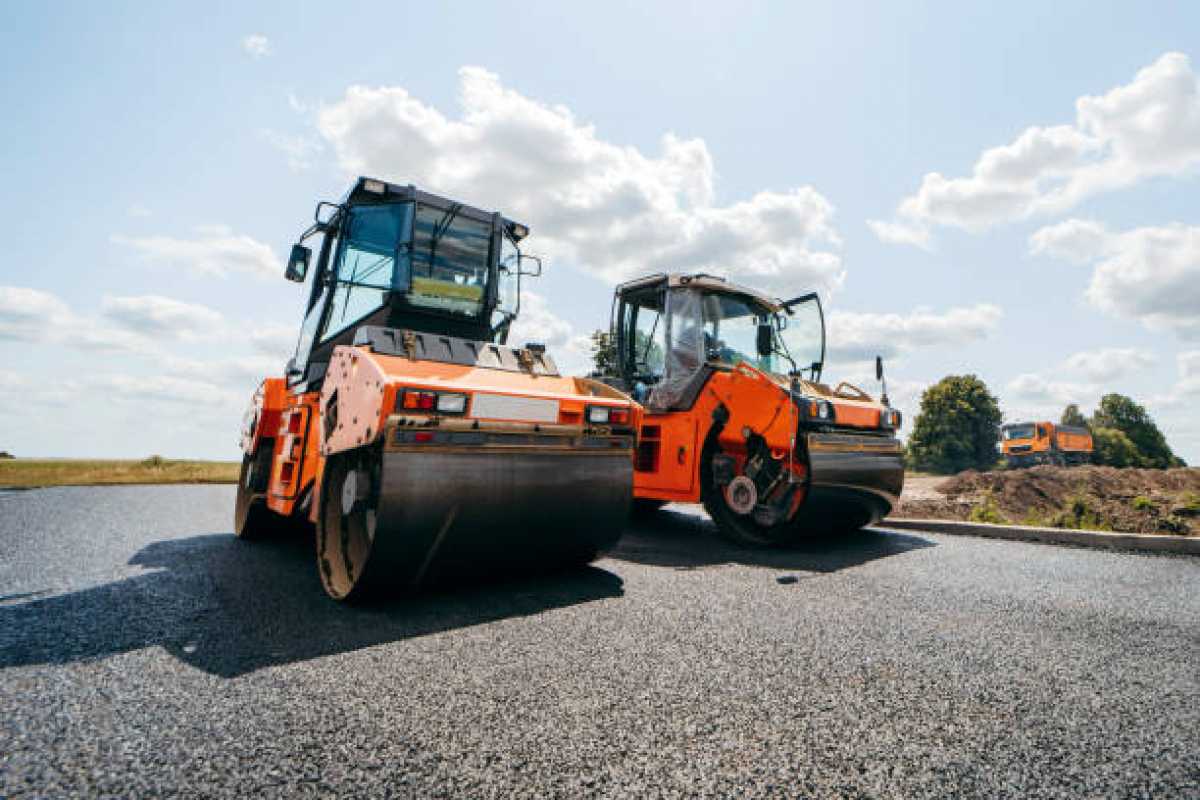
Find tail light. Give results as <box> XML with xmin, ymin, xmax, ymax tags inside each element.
<box><xmin>587</xmin><ymin>406</ymin><xmax>611</xmax><ymax>424</ymax></box>
<box><xmin>399</xmin><ymin>389</ymin><xmax>468</xmax><ymax>415</ymax></box>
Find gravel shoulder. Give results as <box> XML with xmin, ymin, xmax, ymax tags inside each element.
<box><xmin>893</xmin><ymin>466</ymin><xmax>1200</xmax><ymax>535</ymax></box>
<box><xmin>2</xmin><ymin>486</ymin><xmax>1198</xmax><ymax>798</ymax></box>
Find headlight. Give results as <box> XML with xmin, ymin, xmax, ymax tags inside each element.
<box><xmin>436</xmin><ymin>393</ymin><xmax>468</xmax><ymax>414</ymax></box>
<box><xmin>797</xmin><ymin>396</ymin><xmax>835</xmax><ymax>421</ymax></box>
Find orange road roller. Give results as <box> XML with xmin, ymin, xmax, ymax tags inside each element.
<box><xmin>605</xmin><ymin>273</ymin><xmax>905</xmax><ymax>545</ymax></box>
<box><xmin>236</xmin><ymin>178</ymin><xmax>637</xmax><ymax>600</ymax></box>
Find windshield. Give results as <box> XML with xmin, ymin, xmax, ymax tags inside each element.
<box><xmin>409</xmin><ymin>203</ymin><xmax>492</xmax><ymax>317</ymax></box>
<box><xmin>776</xmin><ymin>295</ymin><xmax>824</xmax><ymax>381</ymax></box>
<box><xmin>699</xmin><ymin>293</ymin><xmax>776</xmax><ymax>372</ymax></box>
<box><xmin>1004</xmin><ymin>424</ymin><xmax>1036</xmax><ymax>440</ymax></box>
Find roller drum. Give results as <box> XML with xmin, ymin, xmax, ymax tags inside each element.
<box><xmin>318</xmin><ymin>444</ymin><xmax>632</xmax><ymax>599</ymax></box>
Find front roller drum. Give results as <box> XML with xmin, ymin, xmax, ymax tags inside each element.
<box><xmin>317</xmin><ymin>445</ymin><xmax>632</xmax><ymax>601</ymax></box>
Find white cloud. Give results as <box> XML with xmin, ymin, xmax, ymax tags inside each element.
<box><xmin>0</xmin><ymin>286</ymin><xmax>73</xmax><ymax>340</ymax></box>
<box><xmin>249</xmin><ymin>324</ymin><xmax>297</xmax><ymax>359</ymax></box>
<box><xmin>827</xmin><ymin>303</ymin><xmax>1004</xmax><ymax>363</ymax></box>
<box><xmin>260</xmin><ymin>129</ymin><xmax>323</xmax><ymax>172</ymax></box>
<box><xmin>1006</xmin><ymin>372</ymin><xmax>1101</xmax><ymax>409</ymax></box>
<box><xmin>865</xmin><ymin>219</ymin><xmax>931</xmax><ymax>250</ymax></box>
<box><xmin>315</xmin><ymin>67</ymin><xmax>844</xmax><ymax>294</ymax></box>
<box><xmin>102</xmin><ymin>295</ymin><xmax>224</xmax><ymax>340</ymax></box>
<box><xmin>1029</xmin><ymin>219</ymin><xmax>1200</xmax><ymax>339</ymax></box>
<box><xmin>872</xmin><ymin>52</ymin><xmax>1200</xmax><ymax>244</ymax></box>
<box><xmin>505</xmin><ymin>291</ymin><xmax>593</xmax><ymax>375</ymax></box>
<box><xmin>111</xmin><ymin>226</ymin><xmax>281</xmax><ymax>279</ymax></box>
<box><xmin>1060</xmin><ymin>347</ymin><xmax>1156</xmax><ymax>381</ymax></box>
<box><xmin>241</xmin><ymin>34</ymin><xmax>271</xmax><ymax>58</ymax></box>
<box><xmin>93</xmin><ymin>373</ymin><xmax>241</xmax><ymax>409</ymax></box>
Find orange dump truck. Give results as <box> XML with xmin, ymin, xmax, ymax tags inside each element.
<box><xmin>236</xmin><ymin>178</ymin><xmax>637</xmax><ymax>600</ymax></box>
<box><xmin>1001</xmin><ymin>421</ymin><xmax>1093</xmax><ymax>468</ymax></box>
<box><xmin>605</xmin><ymin>273</ymin><xmax>904</xmax><ymax>545</ymax></box>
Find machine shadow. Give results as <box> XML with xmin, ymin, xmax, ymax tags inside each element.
<box><xmin>0</xmin><ymin>532</ymin><xmax>623</xmax><ymax>679</ymax></box>
<box><xmin>610</xmin><ymin>505</ymin><xmax>934</xmax><ymax>572</ymax></box>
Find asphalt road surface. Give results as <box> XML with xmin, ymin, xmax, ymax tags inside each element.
<box><xmin>2</xmin><ymin>485</ymin><xmax>1198</xmax><ymax>798</ymax></box>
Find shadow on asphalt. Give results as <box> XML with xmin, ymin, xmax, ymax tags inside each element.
<box><xmin>0</xmin><ymin>532</ymin><xmax>624</xmax><ymax>679</ymax></box>
<box><xmin>609</xmin><ymin>506</ymin><xmax>935</xmax><ymax>571</ymax></box>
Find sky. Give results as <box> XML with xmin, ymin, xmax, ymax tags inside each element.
<box><xmin>1</xmin><ymin>1</ymin><xmax>1198</xmax><ymax>462</ymax></box>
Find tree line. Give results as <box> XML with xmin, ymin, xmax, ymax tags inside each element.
<box><xmin>906</xmin><ymin>375</ymin><xmax>1185</xmax><ymax>475</ymax></box>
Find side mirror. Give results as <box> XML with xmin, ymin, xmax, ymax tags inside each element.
<box><xmin>875</xmin><ymin>355</ymin><xmax>884</xmax><ymax>381</ymax></box>
<box><xmin>285</xmin><ymin>244</ymin><xmax>311</xmax><ymax>283</ymax></box>
<box><xmin>517</xmin><ymin>254</ymin><xmax>542</xmax><ymax>277</ymax></box>
<box><xmin>756</xmin><ymin>323</ymin><xmax>773</xmax><ymax>357</ymax></box>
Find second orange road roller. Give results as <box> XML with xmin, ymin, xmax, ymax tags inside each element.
<box><xmin>236</xmin><ymin>178</ymin><xmax>637</xmax><ymax>600</ymax></box>
<box><xmin>604</xmin><ymin>273</ymin><xmax>905</xmax><ymax>545</ymax></box>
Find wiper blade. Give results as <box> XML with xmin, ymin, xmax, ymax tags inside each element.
<box><xmin>427</xmin><ymin>203</ymin><xmax>462</xmax><ymax>271</ymax></box>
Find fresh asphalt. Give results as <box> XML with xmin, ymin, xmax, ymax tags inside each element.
<box><xmin>1</xmin><ymin>485</ymin><xmax>1197</xmax><ymax>798</ymax></box>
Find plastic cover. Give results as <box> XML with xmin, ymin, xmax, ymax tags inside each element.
<box><xmin>648</xmin><ymin>288</ymin><xmax>705</xmax><ymax>410</ymax></box>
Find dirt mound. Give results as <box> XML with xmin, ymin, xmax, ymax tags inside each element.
<box><xmin>893</xmin><ymin>466</ymin><xmax>1200</xmax><ymax>535</ymax></box>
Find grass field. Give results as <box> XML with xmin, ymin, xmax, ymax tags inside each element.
<box><xmin>0</xmin><ymin>457</ymin><xmax>241</xmax><ymax>488</ymax></box>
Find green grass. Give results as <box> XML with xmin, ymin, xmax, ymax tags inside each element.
<box><xmin>968</xmin><ymin>491</ymin><xmax>1008</xmax><ymax>524</ymax></box>
<box><xmin>0</xmin><ymin>457</ymin><xmax>240</xmax><ymax>488</ymax></box>
<box><xmin>1131</xmin><ymin>495</ymin><xmax>1155</xmax><ymax>512</ymax></box>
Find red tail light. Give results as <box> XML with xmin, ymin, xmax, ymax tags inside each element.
<box><xmin>610</xmin><ymin>408</ymin><xmax>630</xmax><ymax>425</ymax></box>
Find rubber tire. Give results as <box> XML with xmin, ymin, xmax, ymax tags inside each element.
<box><xmin>234</xmin><ymin>442</ymin><xmax>280</xmax><ymax>540</ymax></box>
<box><xmin>699</xmin><ymin>444</ymin><xmax>799</xmax><ymax>548</ymax></box>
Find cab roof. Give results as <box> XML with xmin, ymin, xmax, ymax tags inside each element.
<box><xmin>343</xmin><ymin>176</ymin><xmax>529</xmax><ymax>235</ymax></box>
<box><xmin>616</xmin><ymin>272</ymin><xmax>785</xmax><ymax>311</ymax></box>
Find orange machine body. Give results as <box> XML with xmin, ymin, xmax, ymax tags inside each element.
<box><xmin>242</xmin><ymin>351</ymin><xmax>638</xmax><ymax>524</ymax></box>
<box><xmin>1001</xmin><ymin>421</ymin><xmax>1094</xmax><ymax>467</ymax></box>
<box><xmin>632</xmin><ymin>363</ymin><xmax>896</xmax><ymax>505</ymax></box>
<box><xmin>609</xmin><ymin>273</ymin><xmax>904</xmax><ymax>539</ymax></box>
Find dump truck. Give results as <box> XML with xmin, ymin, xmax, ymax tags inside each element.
<box><xmin>1001</xmin><ymin>421</ymin><xmax>1093</xmax><ymax>467</ymax></box>
<box><xmin>606</xmin><ymin>273</ymin><xmax>904</xmax><ymax>545</ymax></box>
<box><xmin>236</xmin><ymin>178</ymin><xmax>637</xmax><ymax>600</ymax></box>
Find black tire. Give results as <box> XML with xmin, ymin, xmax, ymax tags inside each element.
<box><xmin>316</xmin><ymin>448</ymin><xmax>385</xmax><ymax>602</ymax></box>
<box><xmin>700</xmin><ymin>444</ymin><xmax>802</xmax><ymax>548</ymax></box>
<box><xmin>234</xmin><ymin>441</ymin><xmax>280</xmax><ymax>540</ymax></box>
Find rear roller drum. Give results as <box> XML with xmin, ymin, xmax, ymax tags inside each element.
<box><xmin>234</xmin><ymin>440</ymin><xmax>280</xmax><ymax>540</ymax></box>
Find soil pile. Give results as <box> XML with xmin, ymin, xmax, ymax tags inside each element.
<box><xmin>893</xmin><ymin>466</ymin><xmax>1200</xmax><ymax>535</ymax></box>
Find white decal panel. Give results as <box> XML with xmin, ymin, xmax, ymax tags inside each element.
<box><xmin>470</xmin><ymin>393</ymin><xmax>559</xmax><ymax>423</ymax></box>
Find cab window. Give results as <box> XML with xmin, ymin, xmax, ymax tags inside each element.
<box><xmin>320</xmin><ymin>203</ymin><xmax>410</xmax><ymax>343</ymax></box>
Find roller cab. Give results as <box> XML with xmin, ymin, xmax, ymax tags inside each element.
<box><xmin>607</xmin><ymin>273</ymin><xmax>903</xmax><ymax>546</ymax></box>
<box><xmin>236</xmin><ymin>178</ymin><xmax>636</xmax><ymax>600</ymax></box>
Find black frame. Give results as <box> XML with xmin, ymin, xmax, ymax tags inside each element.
<box><xmin>287</xmin><ymin>177</ymin><xmax>531</xmax><ymax>388</ymax></box>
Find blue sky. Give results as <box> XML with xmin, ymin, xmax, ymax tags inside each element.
<box><xmin>2</xmin><ymin>1</ymin><xmax>1198</xmax><ymax>462</ymax></box>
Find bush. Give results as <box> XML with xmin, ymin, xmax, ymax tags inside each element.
<box><xmin>142</xmin><ymin>455</ymin><xmax>166</xmax><ymax>468</ymax></box>
<box><xmin>1091</xmin><ymin>393</ymin><xmax>1184</xmax><ymax>468</ymax></box>
<box><xmin>969</xmin><ymin>492</ymin><xmax>1007</xmax><ymax>524</ymax></box>
<box><xmin>1050</xmin><ymin>493</ymin><xmax>1110</xmax><ymax>531</ymax></box>
<box><xmin>1060</xmin><ymin>404</ymin><xmax>1089</xmax><ymax>428</ymax></box>
<box><xmin>0</xmin><ymin>450</ymin><xmax>14</xmax><ymax>460</ymax></box>
<box><xmin>907</xmin><ymin>375</ymin><xmax>1003</xmax><ymax>475</ymax></box>
<box><xmin>1092</xmin><ymin>427</ymin><xmax>1141</xmax><ymax>468</ymax></box>
<box><xmin>1131</xmin><ymin>495</ymin><xmax>1155</xmax><ymax>512</ymax></box>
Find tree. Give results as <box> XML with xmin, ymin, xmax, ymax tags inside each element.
<box><xmin>589</xmin><ymin>329</ymin><xmax>618</xmax><ymax>377</ymax></box>
<box><xmin>1090</xmin><ymin>393</ymin><xmax>1183</xmax><ymax>468</ymax></box>
<box><xmin>906</xmin><ymin>375</ymin><xmax>1004</xmax><ymax>474</ymax></box>
<box><xmin>1060</xmin><ymin>404</ymin><xmax>1088</xmax><ymax>428</ymax></box>
<box><xmin>1091</xmin><ymin>427</ymin><xmax>1141</xmax><ymax>468</ymax></box>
